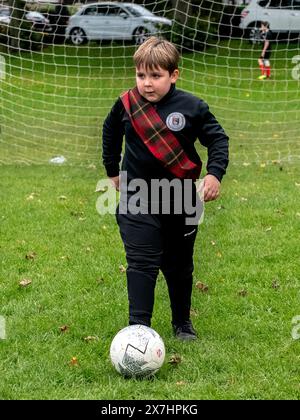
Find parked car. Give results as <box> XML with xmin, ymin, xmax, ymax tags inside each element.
<box><xmin>0</xmin><ymin>7</ymin><xmax>53</xmax><ymax>34</ymax></box>
<box><xmin>65</xmin><ymin>2</ymin><xmax>172</xmax><ymax>46</ymax></box>
<box><xmin>0</xmin><ymin>7</ymin><xmax>10</xmax><ymax>24</ymax></box>
<box><xmin>240</xmin><ymin>0</ymin><xmax>300</xmax><ymax>42</ymax></box>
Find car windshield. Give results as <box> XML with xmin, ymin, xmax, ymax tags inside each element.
<box><xmin>125</xmin><ymin>5</ymin><xmax>154</xmax><ymax>17</ymax></box>
<box><xmin>27</xmin><ymin>12</ymin><xmax>43</xmax><ymax>19</ymax></box>
<box><xmin>0</xmin><ymin>9</ymin><xmax>9</xmax><ymax>16</ymax></box>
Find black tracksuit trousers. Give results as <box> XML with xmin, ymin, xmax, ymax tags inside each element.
<box><xmin>116</xmin><ymin>208</ymin><xmax>198</xmax><ymax>327</ymax></box>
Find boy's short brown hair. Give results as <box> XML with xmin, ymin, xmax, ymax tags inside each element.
<box><xmin>133</xmin><ymin>37</ymin><xmax>180</xmax><ymax>74</ymax></box>
<box><xmin>261</xmin><ymin>21</ymin><xmax>270</xmax><ymax>28</ymax></box>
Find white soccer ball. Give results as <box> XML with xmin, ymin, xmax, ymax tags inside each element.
<box><xmin>110</xmin><ymin>325</ymin><xmax>165</xmax><ymax>378</ymax></box>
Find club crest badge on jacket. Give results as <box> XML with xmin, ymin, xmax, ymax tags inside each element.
<box><xmin>166</xmin><ymin>112</ymin><xmax>186</xmax><ymax>131</ymax></box>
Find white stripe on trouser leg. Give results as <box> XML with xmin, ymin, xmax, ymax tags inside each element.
<box><xmin>184</xmin><ymin>229</ymin><xmax>196</xmax><ymax>237</ymax></box>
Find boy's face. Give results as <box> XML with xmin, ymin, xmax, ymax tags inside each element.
<box><xmin>261</xmin><ymin>24</ymin><xmax>268</xmax><ymax>32</ymax></box>
<box><xmin>136</xmin><ymin>65</ymin><xmax>179</xmax><ymax>103</ymax></box>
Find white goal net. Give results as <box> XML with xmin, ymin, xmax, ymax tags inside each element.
<box><xmin>0</xmin><ymin>0</ymin><xmax>299</xmax><ymax>165</ymax></box>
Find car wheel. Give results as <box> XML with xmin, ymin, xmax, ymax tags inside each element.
<box><xmin>247</xmin><ymin>22</ymin><xmax>262</xmax><ymax>44</ymax></box>
<box><xmin>133</xmin><ymin>27</ymin><xmax>149</xmax><ymax>45</ymax></box>
<box><xmin>70</xmin><ymin>27</ymin><xmax>87</xmax><ymax>46</ymax></box>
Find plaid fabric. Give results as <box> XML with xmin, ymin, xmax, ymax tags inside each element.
<box><xmin>120</xmin><ymin>87</ymin><xmax>202</xmax><ymax>181</ymax></box>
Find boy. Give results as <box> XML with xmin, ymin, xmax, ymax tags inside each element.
<box><xmin>102</xmin><ymin>37</ymin><xmax>229</xmax><ymax>341</ymax></box>
<box><xmin>258</xmin><ymin>22</ymin><xmax>273</xmax><ymax>80</ymax></box>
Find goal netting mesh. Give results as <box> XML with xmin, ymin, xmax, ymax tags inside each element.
<box><xmin>0</xmin><ymin>0</ymin><xmax>299</xmax><ymax>165</ymax></box>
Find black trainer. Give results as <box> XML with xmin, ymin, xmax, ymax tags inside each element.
<box><xmin>172</xmin><ymin>320</ymin><xmax>197</xmax><ymax>341</ymax></box>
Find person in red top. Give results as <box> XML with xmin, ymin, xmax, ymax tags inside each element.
<box><xmin>102</xmin><ymin>37</ymin><xmax>229</xmax><ymax>340</ymax></box>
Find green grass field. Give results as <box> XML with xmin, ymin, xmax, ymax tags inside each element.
<box><xmin>0</xmin><ymin>40</ymin><xmax>300</xmax><ymax>400</ymax></box>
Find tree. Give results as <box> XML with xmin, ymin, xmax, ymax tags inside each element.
<box><xmin>169</xmin><ymin>0</ymin><xmax>193</xmax><ymax>24</ymax></box>
<box><xmin>8</xmin><ymin>0</ymin><xmax>26</xmax><ymax>51</ymax></box>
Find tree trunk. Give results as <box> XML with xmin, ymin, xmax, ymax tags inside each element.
<box><xmin>8</xmin><ymin>0</ymin><xmax>26</xmax><ymax>52</ymax></box>
<box><xmin>170</xmin><ymin>0</ymin><xmax>192</xmax><ymax>24</ymax></box>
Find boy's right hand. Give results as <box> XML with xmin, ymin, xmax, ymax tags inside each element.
<box><xmin>109</xmin><ymin>176</ymin><xmax>120</xmax><ymax>191</ymax></box>
<box><xmin>203</xmin><ymin>174</ymin><xmax>220</xmax><ymax>202</ymax></box>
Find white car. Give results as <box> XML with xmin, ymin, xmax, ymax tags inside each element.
<box><xmin>0</xmin><ymin>7</ymin><xmax>11</xmax><ymax>24</ymax></box>
<box><xmin>240</xmin><ymin>0</ymin><xmax>300</xmax><ymax>42</ymax></box>
<box><xmin>66</xmin><ymin>2</ymin><xmax>172</xmax><ymax>46</ymax></box>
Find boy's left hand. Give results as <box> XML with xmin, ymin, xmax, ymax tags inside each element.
<box><xmin>203</xmin><ymin>174</ymin><xmax>221</xmax><ymax>202</ymax></box>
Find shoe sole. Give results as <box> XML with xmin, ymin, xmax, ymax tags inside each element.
<box><xmin>175</xmin><ymin>334</ymin><xmax>197</xmax><ymax>341</ymax></box>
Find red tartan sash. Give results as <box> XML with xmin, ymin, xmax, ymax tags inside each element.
<box><xmin>120</xmin><ymin>87</ymin><xmax>202</xmax><ymax>181</ymax></box>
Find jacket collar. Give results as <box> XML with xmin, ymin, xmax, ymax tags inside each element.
<box><xmin>157</xmin><ymin>83</ymin><xmax>176</xmax><ymax>104</ymax></box>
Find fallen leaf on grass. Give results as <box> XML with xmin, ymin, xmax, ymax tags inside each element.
<box><xmin>70</xmin><ymin>211</ymin><xmax>84</xmax><ymax>217</ymax></box>
<box><xmin>275</xmin><ymin>209</ymin><xmax>284</xmax><ymax>215</ymax></box>
<box><xmin>272</xmin><ymin>280</ymin><xmax>280</xmax><ymax>289</ymax></box>
<box><xmin>226</xmin><ymin>376</ymin><xmax>237</xmax><ymax>386</ymax></box>
<box><xmin>119</xmin><ymin>265</ymin><xmax>126</xmax><ymax>274</ymax></box>
<box><xmin>26</xmin><ymin>192</ymin><xmax>38</xmax><ymax>201</ymax></box>
<box><xmin>195</xmin><ymin>282</ymin><xmax>209</xmax><ymax>293</ymax></box>
<box><xmin>176</xmin><ymin>381</ymin><xmax>186</xmax><ymax>386</ymax></box>
<box><xmin>168</xmin><ymin>354</ymin><xmax>182</xmax><ymax>365</ymax></box>
<box><xmin>70</xmin><ymin>357</ymin><xmax>79</xmax><ymax>366</ymax></box>
<box><xmin>95</xmin><ymin>183</ymin><xmax>108</xmax><ymax>193</ymax></box>
<box><xmin>19</xmin><ymin>278</ymin><xmax>32</xmax><ymax>287</ymax></box>
<box><xmin>83</xmin><ymin>336</ymin><xmax>98</xmax><ymax>342</ymax></box>
<box><xmin>59</xmin><ymin>325</ymin><xmax>69</xmax><ymax>333</ymax></box>
<box><xmin>25</xmin><ymin>252</ymin><xmax>37</xmax><ymax>260</ymax></box>
<box><xmin>190</xmin><ymin>309</ymin><xmax>198</xmax><ymax>318</ymax></box>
